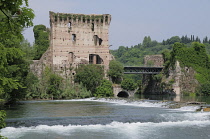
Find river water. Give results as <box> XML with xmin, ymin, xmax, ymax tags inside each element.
<box><xmin>1</xmin><ymin>95</ymin><xmax>210</xmax><ymax>139</ymax></box>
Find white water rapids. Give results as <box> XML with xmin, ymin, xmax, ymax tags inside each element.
<box><xmin>1</xmin><ymin>98</ymin><xmax>210</xmax><ymax>139</ymax></box>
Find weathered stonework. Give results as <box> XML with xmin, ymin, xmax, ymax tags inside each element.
<box><xmin>142</xmin><ymin>60</ymin><xmax>200</xmax><ymax>95</ymax></box>
<box><xmin>142</xmin><ymin>74</ymin><xmax>162</xmax><ymax>94</ymax></box>
<box><xmin>142</xmin><ymin>55</ymin><xmax>164</xmax><ymax>94</ymax></box>
<box><xmin>31</xmin><ymin>11</ymin><xmax>113</xmax><ymax>77</ymax></box>
<box><xmin>144</xmin><ymin>55</ymin><xmax>164</xmax><ymax>67</ymax></box>
<box><xmin>165</xmin><ymin>61</ymin><xmax>199</xmax><ymax>95</ymax></box>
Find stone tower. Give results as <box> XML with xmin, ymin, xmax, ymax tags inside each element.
<box><xmin>31</xmin><ymin>11</ymin><xmax>113</xmax><ymax>77</ymax></box>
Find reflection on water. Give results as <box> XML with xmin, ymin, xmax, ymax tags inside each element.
<box><xmin>5</xmin><ymin>101</ymin><xmax>114</xmax><ymax>119</ymax></box>
<box><xmin>135</xmin><ymin>94</ymin><xmax>210</xmax><ymax>104</ymax></box>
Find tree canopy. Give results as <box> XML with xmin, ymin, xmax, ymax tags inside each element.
<box><xmin>74</xmin><ymin>64</ymin><xmax>104</xmax><ymax>95</ymax></box>
<box><xmin>33</xmin><ymin>24</ymin><xmax>50</xmax><ymax>60</ymax></box>
<box><xmin>0</xmin><ymin>0</ymin><xmax>34</xmax><ymax>102</ymax></box>
<box><xmin>121</xmin><ymin>78</ymin><xmax>137</xmax><ymax>91</ymax></box>
<box><xmin>0</xmin><ymin>1</ymin><xmax>34</xmax><ymax>138</ymax></box>
<box><xmin>108</xmin><ymin>60</ymin><xmax>124</xmax><ymax>84</ymax></box>
<box><xmin>95</xmin><ymin>79</ymin><xmax>113</xmax><ymax>97</ymax></box>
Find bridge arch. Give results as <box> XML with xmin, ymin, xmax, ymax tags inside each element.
<box><xmin>117</xmin><ymin>91</ymin><xmax>129</xmax><ymax>98</ymax></box>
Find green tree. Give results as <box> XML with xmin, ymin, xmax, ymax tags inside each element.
<box><xmin>108</xmin><ymin>60</ymin><xmax>124</xmax><ymax>84</ymax></box>
<box><xmin>61</xmin><ymin>82</ymin><xmax>91</xmax><ymax>99</ymax></box>
<box><xmin>169</xmin><ymin>42</ymin><xmax>210</xmax><ymax>94</ymax></box>
<box><xmin>38</xmin><ymin>67</ymin><xmax>63</xmax><ymax>99</ymax></box>
<box><xmin>143</xmin><ymin>36</ymin><xmax>152</xmax><ymax>48</ymax></box>
<box><xmin>200</xmin><ymin>83</ymin><xmax>210</xmax><ymax>95</ymax></box>
<box><xmin>20</xmin><ymin>39</ymin><xmax>35</xmax><ymax>60</ymax></box>
<box><xmin>47</xmin><ymin>72</ymin><xmax>63</xmax><ymax>99</ymax></box>
<box><xmin>121</xmin><ymin>78</ymin><xmax>137</xmax><ymax>91</ymax></box>
<box><xmin>167</xmin><ymin>36</ymin><xmax>181</xmax><ymax>45</ymax></box>
<box><xmin>33</xmin><ymin>24</ymin><xmax>50</xmax><ymax>60</ymax></box>
<box><xmin>162</xmin><ymin>49</ymin><xmax>171</xmax><ymax>70</ymax></box>
<box><xmin>25</xmin><ymin>69</ymin><xmax>92</xmax><ymax>100</ymax></box>
<box><xmin>0</xmin><ymin>110</ymin><xmax>7</xmax><ymax>139</ymax></box>
<box><xmin>75</xmin><ymin>64</ymin><xmax>104</xmax><ymax>95</ymax></box>
<box><xmin>24</xmin><ymin>72</ymin><xmax>40</xmax><ymax>99</ymax></box>
<box><xmin>195</xmin><ymin>36</ymin><xmax>201</xmax><ymax>43</ymax></box>
<box><xmin>0</xmin><ymin>0</ymin><xmax>34</xmax><ymax>103</ymax></box>
<box><xmin>116</xmin><ymin>46</ymin><xmax>127</xmax><ymax>58</ymax></box>
<box><xmin>95</xmin><ymin>79</ymin><xmax>113</xmax><ymax>97</ymax></box>
<box><xmin>203</xmin><ymin>36</ymin><xmax>208</xmax><ymax>44</ymax></box>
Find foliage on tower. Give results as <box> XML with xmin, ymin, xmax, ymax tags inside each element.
<box><xmin>33</xmin><ymin>24</ymin><xmax>50</xmax><ymax>60</ymax></box>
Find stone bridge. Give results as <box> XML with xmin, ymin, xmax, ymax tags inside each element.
<box><xmin>113</xmin><ymin>84</ymin><xmax>138</xmax><ymax>97</ymax></box>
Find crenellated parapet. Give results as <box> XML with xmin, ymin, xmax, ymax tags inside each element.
<box><xmin>50</xmin><ymin>11</ymin><xmax>111</xmax><ymax>25</ymax></box>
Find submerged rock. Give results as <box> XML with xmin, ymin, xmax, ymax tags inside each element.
<box><xmin>203</xmin><ymin>107</ymin><xmax>210</xmax><ymax>112</ymax></box>
<box><xmin>167</xmin><ymin>101</ymin><xmax>207</xmax><ymax>110</ymax></box>
<box><xmin>196</xmin><ymin>106</ymin><xmax>210</xmax><ymax>112</ymax></box>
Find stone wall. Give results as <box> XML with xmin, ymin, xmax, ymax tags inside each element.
<box><xmin>113</xmin><ymin>84</ymin><xmax>122</xmax><ymax>97</ymax></box>
<box><xmin>30</xmin><ymin>47</ymin><xmax>52</xmax><ymax>77</ymax></box>
<box><xmin>166</xmin><ymin>61</ymin><xmax>199</xmax><ymax>95</ymax></box>
<box><xmin>144</xmin><ymin>55</ymin><xmax>164</xmax><ymax>67</ymax></box>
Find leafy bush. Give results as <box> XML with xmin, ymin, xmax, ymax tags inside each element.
<box><xmin>33</xmin><ymin>25</ymin><xmax>50</xmax><ymax>60</ymax></box>
<box><xmin>171</xmin><ymin>42</ymin><xmax>210</xmax><ymax>86</ymax></box>
<box><xmin>108</xmin><ymin>60</ymin><xmax>124</xmax><ymax>84</ymax></box>
<box><xmin>0</xmin><ymin>110</ymin><xmax>7</xmax><ymax>139</ymax></box>
<box><xmin>75</xmin><ymin>64</ymin><xmax>104</xmax><ymax>95</ymax></box>
<box><xmin>121</xmin><ymin>78</ymin><xmax>137</xmax><ymax>91</ymax></box>
<box><xmin>61</xmin><ymin>83</ymin><xmax>91</xmax><ymax>99</ymax></box>
<box><xmin>95</xmin><ymin>80</ymin><xmax>113</xmax><ymax>97</ymax></box>
<box><xmin>200</xmin><ymin>83</ymin><xmax>210</xmax><ymax>95</ymax></box>
<box><xmin>25</xmin><ymin>68</ymin><xmax>92</xmax><ymax>99</ymax></box>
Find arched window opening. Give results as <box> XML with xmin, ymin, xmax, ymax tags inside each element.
<box><xmin>68</xmin><ymin>52</ymin><xmax>74</xmax><ymax>63</ymax></box>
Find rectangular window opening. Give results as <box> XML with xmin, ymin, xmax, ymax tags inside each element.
<box><xmin>72</xmin><ymin>34</ymin><xmax>76</xmax><ymax>42</ymax></box>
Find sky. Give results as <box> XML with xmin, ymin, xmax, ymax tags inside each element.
<box><xmin>24</xmin><ymin>0</ymin><xmax>210</xmax><ymax>50</ymax></box>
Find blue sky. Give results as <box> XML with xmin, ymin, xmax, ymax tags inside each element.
<box><xmin>24</xmin><ymin>0</ymin><xmax>210</xmax><ymax>49</ymax></box>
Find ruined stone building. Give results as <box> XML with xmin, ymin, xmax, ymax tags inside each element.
<box><xmin>144</xmin><ymin>55</ymin><xmax>164</xmax><ymax>67</ymax></box>
<box><xmin>31</xmin><ymin>11</ymin><xmax>113</xmax><ymax>77</ymax></box>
